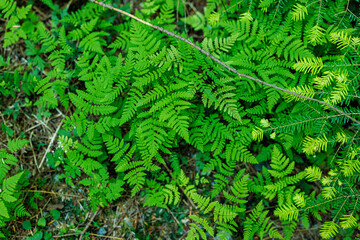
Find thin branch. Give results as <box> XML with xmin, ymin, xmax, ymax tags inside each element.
<box><xmin>166</xmin><ymin>206</ymin><xmax>181</xmax><ymax>225</ymax></box>
<box><xmin>24</xmin><ymin>190</ymin><xmax>81</xmax><ymax>198</ymax></box>
<box><xmin>88</xmin><ymin>233</ymin><xmax>125</xmax><ymax>239</ymax></box>
<box><xmin>28</xmin><ymin>132</ymin><xmax>39</xmax><ymax>169</ymax></box>
<box><xmin>79</xmin><ymin>205</ymin><xmax>101</xmax><ymax>240</ymax></box>
<box><xmin>54</xmin><ymin>232</ymin><xmax>126</xmax><ymax>239</ymax></box>
<box><xmin>38</xmin><ymin>121</ymin><xmax>63</xmax><ymax>169</ymax></box>
<box><xmin>53</xmin><ymin>232</ymin><xmax>81</xmax><ymax>238</ymax></box>
<box><xmin>88</xmin><ymin>0</ymin><xmax>360</xmax><ymax>126</ymax></box>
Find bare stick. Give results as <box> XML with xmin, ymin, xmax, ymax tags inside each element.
<box><xmin>53</xmin><ymin>232</ymin><xmax>81</xmax><ymax>238</ymax></box>
<box><xmin>79</xmin><ymin>206</ymin><xmax>101</xmax><ymax>240</ymax></box>
<box><xmin>24</xmin><ymin>190</ymin><xmax>81</xmax><ymax>198</ymax></box>
<box><xmin>88</xmin><ymin>0</ymin><xmax>360</xmax><ymax>126</ymax></box>
<box><xmin>38</xmin><ymin>121</ymin><xmax>63</xmax><ymax>169</ymax></box>
<box><xmin>54</xmin><ymin>232</ymin><xmax>125</xmax><ymax>239</ymax></box>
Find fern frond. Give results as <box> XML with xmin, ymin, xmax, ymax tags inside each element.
<box><xmin>268</xmin><ymin>146</ymin><xmax>294</xmax><ymax>178</ymax></box>
<box><xmin>304</xmin><ymin>166</ymin><xmax>322</xmax><ymax>181</ymax></box>
<box><xmin>0</xmin><ymin>200</ymin><xmax>10</xmax><ymax>218</ymax></box>
<box><xmin>329</xmin><ymin>31</ymin><xmax>358</xmax><ymax>50</ymax></box>
<box><xmin>79</xmin><ymin>31</ymin><xmax>109</xmax><ymax>54</ymax></box>
<box><xmin>244</xmin><ymin>201</ymin><xmax>283</xmax><ymax>240</ymax></box>
<box><xmin>136</xmin><ymin>118</ymin><xmax>168</xmax><ymax>156</ymax></box>
<box><xmin>201</xmin><ymin>34</ymin><xmax>239</xmax><ymax>58</ymax></box>
<box><xmin>239</xmin><ymin>12</ymin><xmax>253</xmax><ymax>22</ymax></box>
<box><xmin>13</xmin><ymin>203</ymin><xmax>30</xmax><ymax>217</ymax></box>
<box><xmin>7</xmin><ymin>139</ymin><xmax>29</xmax><ymax>152</ymax></box>
<box><xmin>339</xmin><ymin>215</ymin><xmax>357</xmax><ymax>229</ymax></box>
<box><xmin>302</xmin><ymin>135</ymin><xmax>328</xmax><ymax>155</ymax></box>
<box><xmin>1</xmin><ymin>172</ymin><xmax>23</xmax><ymax>200</ymax></box>
<box><xmin>320</xmin><ymin>221</ymin><xmax>339</xmax><ymax>239</ymax></box>
<box><xmin>291</xmin><ymin>4</ymin><xmax>308</xmax><ymax>21</ymax></box>
<box><xmin>293</xmin><ymin>57</ymin><xmax>323</xmax><ymax>74</ymax></box>
<box><xmin>274</xmin><ymin>203</ymin><xmax>299</xmax><ymax>221</ymax></box>
<box><xmin>308</xmin><ymin>25</ymin><xmax>326</xmax><ymax>46</ymax></box>
<box><xmin>189</xmin><ymin>215</ymin><xmax>215</xmax><ymax>237</ymax></box>
<box><xmin>182</xmin><ymin>11</ymin><xmax>205</xmax><ymax>31</ymax></box>
<box><xmin>223</xmin><ymin>173</ymin><xmax>249</xmax><ymax>205</ymax></box>
<box><xmin>37</xmin><ymin>22</ymin><xmax>57</xmax><ymax>53</ymax></box>
<box><xmin>0</xmin><ymin>0</ymin><xmax>16</xmax><ymax>18</ymax></box>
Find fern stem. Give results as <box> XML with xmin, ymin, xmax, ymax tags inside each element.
<box><xmin>304</xmin><ymin>194</ymin><xmax>360</xmax><ymax>212</ymax></box>
<box><xmin>88</xmin><ymin>0</ymin><xmax>360</xmax><ymax>126</ymax></box>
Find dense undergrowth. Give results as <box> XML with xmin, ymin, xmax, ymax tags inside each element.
<box><xmin>1</xmin><ymin>0</ymin><xmax>360</xmax><ymax>239</ymax></box>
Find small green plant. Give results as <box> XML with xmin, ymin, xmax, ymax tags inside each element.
<box><xmin>23</xmin><ymin>218</ymin><xmax>53</xmax><ymax>240</ymax></box>
<box><xmin>0</xmin><ymin>138</ymin><xmax>30</xmax><ymax>238</ymax></box>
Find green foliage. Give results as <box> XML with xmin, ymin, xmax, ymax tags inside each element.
<box><xmin>244</xmin><ymin>201</ymin><xmax>283</xmax><ymax>240</ymax></box>
<box><xmin>2</xmin><ymin>0</ymin><xmax>360</xmax><ymax>239</ymax></box>
<box><xmin>0</xmin><ymin>55</ymin><xmax>38</xmax><ymax>100</ymax></box>
<box><xmin>0</xmin><ymin>139</ymin><xmax>30</xmax><ymax>238</ymax></box>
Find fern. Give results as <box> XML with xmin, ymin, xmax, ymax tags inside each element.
<box><xmin>4</xmin><ymin>0</ymin><xmax>360</xmax><ymax>238</ymax></box>
<box><xmin>0</xmin><ymin>0</ymin><xmax>16</xmax><ymax>18</ymax></box>
<box><xmin>243</xmin><ymin>201</ymin><xmax>283</xmax><ymax>240</ymax></box>
<box><xmin>0</xmin><ymin>139</ymin><xmax>30</xmax><ymax>238</ymax></box>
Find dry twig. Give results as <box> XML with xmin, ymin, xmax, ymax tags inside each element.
<box><xmin>38</xmin><ymin>121</ymin><xmax>63</xmax><ymax>169</ymax></box>
<box><xmin>79</xmin><ymin>205</ymin><xmax>101</xmax><ymax>240</ymax></box>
